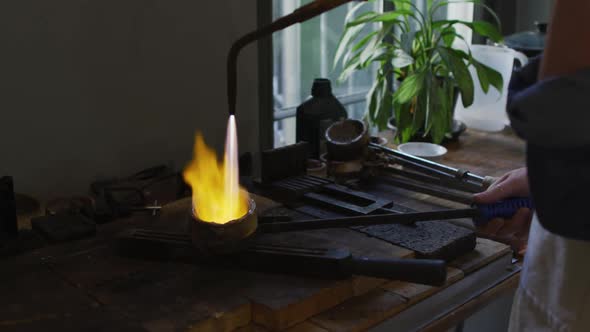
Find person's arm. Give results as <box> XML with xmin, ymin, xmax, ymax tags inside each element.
<box><xmin>507</xmin><ymin>0</ymin><xmax>590</xmax><ymax>149</ymax></box>
<box><xmin>503</xmin><ymin>0</ymin><xmax>590</xmax><ymax>242</ymax></box>
<box><xmin>540</xmin><ymin>0</ymin><xmax>590</xmax><ymax>79</ymax></box>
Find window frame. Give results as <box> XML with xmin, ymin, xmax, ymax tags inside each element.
<box><xmin>259</xmin><ymin>1</ymin><xmax>474</xmax><ymax>149</ymax></box>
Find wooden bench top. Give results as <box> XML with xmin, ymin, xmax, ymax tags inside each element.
<box><xmin>0</xmin><ymin>129</ymin><xmax>525</xmax><ymax>332</ymax></box>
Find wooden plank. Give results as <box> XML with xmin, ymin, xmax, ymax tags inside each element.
<box><xmin>243</xmin><ymin>273</ymin><xmax>353</xmax><ymax>331</ymax></box>
<box><xmin>420</xmin><ymin>272</ymin><xmax>520</xmax><ymax>332</ymax></box>
<box><xmin>379</xmin><ymin>128</ymin><xmax>526</xmax><ymax>177</ymax></box>
<box><xmin>46</xmin><ymin>245</ymin><xmax>251</xmax><ymax>332</ymax></box>
<box><xmin>285</xmin><ymin>321</ymin><xmax>330</xmax><ymax>332</ymax></box>
<box><xmin>242</xmin><ymin>227</ymin><xmax>413</xmax><ymax>330</ymax></box>
<box><xmin>39</xmin><ymin>194</ymin><xmax>412</xmax><ymax>332</ymax></box>
<box><xmin>381</xmin><ymin>267</ymin><xmax>464</xmax><ymax>305</ymax></box>
<box><xmin>99</xmin><ymin>265</ymin><xmax>252</xmax><ymax>332</ymax></box>
<box><xmin>310</xmin><ymin>288</ymin><xmax>407</xmax><ymax>332</ymax></box>
<box><xmin>0</xmin><ymin>258</ymin><xmax>142</xmax><ymax>331</ymax></box>
<box><xmin>234</xmin><ymin>323</ymin><xmax>270</xmax><ymax>332</ymax></box>
<box><xmin>448</xmin><ymin>238</ymin><xmax>511</xmax><ymax>274</ymax></box>
<box><xmin>440</xmin><ymin>129</ymin><xmax>526</xmax><ymax>178</ymax></box>
<box><xmin>45</xmin><ymin>245</ymin><xmax>176</xmax><ymax>293</ymax></box>
<box><xmin>351</xmin><ymin>276</ymin><xmax>388</xmax><ymax>297</ymax></box>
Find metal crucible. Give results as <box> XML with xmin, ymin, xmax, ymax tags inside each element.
<box><xmin>325</xmin><ymin>119</ymin><xmax>370</xmax><ymax>162</ymax></box>
<box><xmin>190</xmin><ymin>198</ymin><xmax>258</xmax><ymax>255</ymax></box>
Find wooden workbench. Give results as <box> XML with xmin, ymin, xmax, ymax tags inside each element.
<box><xmin>0</xmin><ymin>129</ymin><xmax>525</xmax><ymax>332</ymax></box>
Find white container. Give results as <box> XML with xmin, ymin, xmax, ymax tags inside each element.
<box><xmin>454</xmin><ymin>45</ymin><xmax>528</xmax><ymax>132</ymax></box>
<box><xmin>398</xmin><ymin>142</ymin><xmax>448</xmax><ymax>160</ymax></box>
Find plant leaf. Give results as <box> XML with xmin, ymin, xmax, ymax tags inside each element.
<box><xmin>359</xmin><ymin>22</ymin><xmax>393</xmax><ymax>65</ymax></box>
<box><xmin>392</xmin><ymin>49</ymin><xmax>414</xmax><ymax>68</ymax></box>
<box><xmin>391</xmin><ymin>0</ymin><xmax>412</xmax><ymax>12</ymax></box>
<box><xmin>440</xmin><ymin>26</ymin><xmax>456</xmax><ymax>47</ymax></box>
<box><xmin>472</xmin><ymin>60</ymin><xmax>490</xmax><ymax>93</ymax></box>
<box><xmin>367</xmin><ymin>77</ymin><xmax>384</xmax><ymax>124</ymax></box>
<box><xmin>394</xmin><ymin>70</ymin><xmax>427</xmax><ymax>104</ymax></box>
<box><xmin>346</xmin><ymin>12</ymin><xmax>382</xmax><ymax>27</ymax></box>
<box><xmin>471</xmin><ymin>20</ymin><xmax>503</xmax><ymax>42</ymax></box>
<box><xmin>438</xmin><ymin>47</ymin><xmax>474</xmax><ymax>107</ymax></box>
<box><xmin>338</xmin><ymin>52</ymin><xmax>362</xmax><ymax>82</ymax></box>
<box><xmin>431</xmin><ymin>0</ymin><xmax>502</xmax><ymax>31</ymax></box>
<box><xmin>333</xmin><ymin>24</ymin><xmax>365</xmax><ymax>69</ymax></box>
<box><xmin>345</xmin><ymin>1</ymin><xmax>370</xmax><ymax>23</ymax></box>
<box><xmin>394</xmin><ymin>101</ymin><xmax>415</xmax><ymax>143</ymax></box>
<box><xmin>414</xmin><ymin>86</ymin><xmax>428</xmax><ymax>136</ymax></box>
<box><xmin>369</xmin><ymin>47</ymin><xmax>391</xmax><ymax>64</ymax></box>
<box><xmin>351</xmin><ymin>31</ymin><xmax>379</xmax><ymax>52</ymax></box>
<box><xmin>376</xmin><ymin>84</ymin><xmax>393</xmax><ymax>131</ymax></box>
<box><xmin>432</xmin><ymin>19</ymin><xmax>503</xmax><ymax>43</ymax></box>
<box><xmin>473</xmin><ymin>59</ymin><xmax>503</xmax><ymax>93</ymax></box>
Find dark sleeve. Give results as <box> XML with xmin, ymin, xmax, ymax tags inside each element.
<box><xmin>507</xmin><ymin>68</ymin><xmax>590</xmax><ymax>241</ymax></box>
<box><xmin>508</xmin><ymin>68</ymin><xmax>590</xmax><ymax>149</ymax></box>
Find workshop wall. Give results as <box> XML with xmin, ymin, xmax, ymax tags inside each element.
<box><xmin>516</xmin><ymin>0</ymin><xmax>554</xmax><ymax>31</ymax></box>
<box><xmin>0</xmin><ymin>0</ymin><xmax>259</xmax><ymax>198</ymax></box>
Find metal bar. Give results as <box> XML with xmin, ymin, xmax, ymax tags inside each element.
<box><xmin>381</xmin><ymin>166</ymin><xmax>482</xmax><ymax>194</ymax></box>
<box><xmin>304</xmin><ymin>192</ymin><xmax>375</xmax><ymax>215</ymax></box>
<box><xmin>273</xmin><ymin>90</ymin><xmax>368</xmax><ymax>120</ymax></box>
<box><xmin>378</xmin><ymin>174</ymin><xmax>474</xmax><ymax>205</ymax></box>
<box><xmin>275</xmin><ymin>180</ymin><xmax>308</xmax><ymax>191</ymax></box>
<box><xmin>257</xmin><ymin>208</ymin><xmax>478</xmax><ymax>233</ymax></box>
<box><xmin>229</xmin><ymin>0</ymin><xmax>366</xmax><ymax>115</ymax></box>
<box><xmin>257</xmin><ymin>0</ymin><xmax>274</xmax><ymax>151</ymax></box>
<box><xmin>370</xmin><ymin>143</ymin><xmax>486</xmax><ymax>184</ymax></box>
<box><xmin>382</xmin><ymin>155</ymin><xmax>470</xmax><ymax>184</ymax></box>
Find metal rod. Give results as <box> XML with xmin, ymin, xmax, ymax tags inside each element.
<box><xmin>257</xmin><ymin>208</ymin><xmax>478</xmax><ymax>233</ymax></box>
<box><xmin>381</xmin><ymin>166</ymin><xmax>483</xmax><ymax>194</ymax></box>
<box><xmin>382</xmin><ymin>154</ymin><xmax>468</xmax><ymax>184</ymax></box>
<box><xmin>274</xmin><ymin>91</ymin><xmax>368</xmax><ymax>120</ymax></box>
<box><xmin>227</xmin><ymin>0</ymin><xmax>365</xmax><ymax>115</ymax></box>
<box><xmin>377</xmin><ymin>173</ymin><xmax>474</xmax><ymax>205</ymax></box>
<box><xmin>370</xmin><ymin>143</ymin><xmax>486</xmax><ymax>184</ymax></box>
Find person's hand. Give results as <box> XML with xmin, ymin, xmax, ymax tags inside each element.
<box><xmin>474</xmin><ymin>168</ymin><xmax>530</xmax><ymax>203</ymax></box>
<box><xmin>473</xmin><ymin>168</ymin><xmax>532</xmax><ymax>255</ymax></box>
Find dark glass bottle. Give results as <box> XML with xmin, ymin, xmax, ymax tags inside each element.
<box><xmin>296</xmin><ymin>79</ymin><xmax>348</xmax><ymax>158</ymax></box>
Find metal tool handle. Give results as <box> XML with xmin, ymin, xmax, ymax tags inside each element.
<box><xmin>474</xmin><ymin>197</ymin><xmax>534</xmax><ymax>226</ymax></box>
<box><xmin>258</xmin><ymin>208</ymin><xmax>479</xmax><ymax>233</ymax></box>
<box><xmin>347</xmin><ymin>257</ymin><xmax>447</xmax><ymax>286</ymax></box>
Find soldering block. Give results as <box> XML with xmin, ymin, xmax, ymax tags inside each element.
<box><xmin>31</xmin><ymin>215</ymin><xmax>96</xmax><ymax>243</ymax></box>
<box><xmin>353</xmin><ymin>221</ymin><xmax>476</xmax><ymax>261</ymax></box>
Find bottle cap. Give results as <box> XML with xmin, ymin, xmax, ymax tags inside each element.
<box><xmin>311</xmin><ymin>78</ymin><xmax>333</xmax><ymax>97</ymax></box>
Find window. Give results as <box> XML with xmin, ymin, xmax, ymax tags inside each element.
<box><xmin>270</xmin><ymin>0</ymin><xmax>474</xmax><ymax>148</ymax></box>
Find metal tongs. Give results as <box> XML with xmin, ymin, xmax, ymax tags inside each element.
<box><xmin>368</xmin><ymin>143</ymin><xmax>533</xmax><ymax>224</ymax></box>
<box><xmin>369</xmin><ymin>143</ymin><xmax>497</xmax><ymax>203</ymax></box>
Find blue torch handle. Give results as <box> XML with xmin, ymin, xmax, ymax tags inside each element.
<box><xmin>474</xmin><ymin>197</ymin><xmax>534</xmax><ymax>226</ymax></box>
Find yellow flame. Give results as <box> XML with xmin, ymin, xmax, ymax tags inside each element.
<box><xmin>183</xmin><ymin>119</ymin><xmax>249</xmax><ymax>224</ymax></box>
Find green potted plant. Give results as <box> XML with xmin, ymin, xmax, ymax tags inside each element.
<box><xmin>334</xmin><ymin>0</ymin><xmax>504</xmax><ymax>144</ymax></box>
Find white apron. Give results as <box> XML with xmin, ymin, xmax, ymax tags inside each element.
<box><xmin>508</xmin><ymin>215</ymin><xmax>590</xmax><ymax>332</ymax></box>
